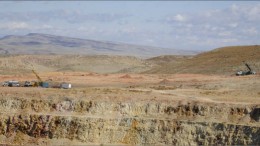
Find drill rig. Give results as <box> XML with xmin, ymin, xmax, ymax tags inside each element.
<box><xmin>31</xmin><ymin>69</ymin><xmax>43</xmax><ymax>87</ymax></box>
<box><xmin>236</xmin><ymin>62</ymin><xmax>256</xmax><ymax>76</ymax></box>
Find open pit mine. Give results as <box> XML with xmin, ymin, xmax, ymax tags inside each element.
<box><xmin>0</xmin><ymin>77</ymin><xmax>259</xmax><ymax>146</ymax></box>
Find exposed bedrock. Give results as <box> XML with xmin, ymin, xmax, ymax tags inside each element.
<box><xmin>0</xmin><ymin>114</ymin><xmax>259</xmax><ymax>145</ymax></box>
<box><xmin>0</xmin><ymin>97</ymin><xmax>259</xmax><ymax>145</ymax></box>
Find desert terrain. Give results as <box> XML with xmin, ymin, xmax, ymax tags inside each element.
<box><xmin>0</xmin><ymin>36</ymin><xmax>259</xmax><ymax>145</ymax></box>
<box><xmin>0</xmin><ymin>66</ymin><xmax>259</xmax><ymax>145</ymax></box>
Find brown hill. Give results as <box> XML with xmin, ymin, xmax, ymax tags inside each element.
<box><xmin>0</xmin><ymin>55</ymin><xmax>152</xmax><ymax>75</ymax></box>
<box><xmin>146</xmin><ymin>55</ymin><xmax>193</xmax><ymax>65</ymax></box>
<box><xmin>145</xmin><ymin>45</ymin><xmax>260</xmax><ymax>75</ymax></box>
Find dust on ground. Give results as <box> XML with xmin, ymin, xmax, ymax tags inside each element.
<box><xmin>0</xmin><ymin>72</ymin><xmax>259</xmax><ymax>104</ymax></box>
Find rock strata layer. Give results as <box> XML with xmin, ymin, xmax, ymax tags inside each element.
<box><xmin>0</xmin><ymin>97</ymin><xmax>259</xmax><ymax>145</ymax></box>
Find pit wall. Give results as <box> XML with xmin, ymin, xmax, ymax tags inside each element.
<box><xmin>0</xmin><ymin>97</ymin><xmax>259</xmax><ymax>145</ymax></box>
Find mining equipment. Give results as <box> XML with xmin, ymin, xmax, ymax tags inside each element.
<box><xmin>24</xmin><ymin>81</ymin><xmax>32</xmax><ymax>87</ymax></box>
<box><xmin>60</xmin><ymin>82</ymin><xmax>72</xmax><ymax>89</ymax></box>
<box><xmin>2</xmin><ymin>81</ymin><xmax>20</xmax><ymax>87</ymax></box>
<box><xmin>2</xmin><ymin>81</ymin><xmax>8</xmax><ymax>86</ymax></box>
<box><xmin>31</xmin><ymin>70</ymin><xmax>49</xmax><ymax>88</ymax></box>
<box><xmin>236</xmin><ymin>62</ymin><xmax>256</xmax><ymax>76</ymax></box>
<box><xmin>31</xmin><ymin>69</ymin><xmax>43</xmax><ymax>87</ymax></box>
<box><xmin>24</xmin><ymin>81</ymin><xmax>38</xmax><ymax>87</ymax></box>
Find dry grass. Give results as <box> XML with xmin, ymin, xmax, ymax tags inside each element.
<box><xmin>0</xmin><ymin>55</ymin><xmax>151</xmax><ymax>75</ymax></box>
<box><xmin>146</xmin><ymin>45</ymin><xmax>260</xmax><ymax>75</ymax></box>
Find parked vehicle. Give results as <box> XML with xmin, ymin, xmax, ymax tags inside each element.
<box><xmin>24</xmin><ymin>81</ymin><xmax>32</xmax><ymax>87</ymax></box>
<box><xmin>60</xmin><ymin>83</ymin><xmax>72</xmax><ymax>89</ymax></box>
<box><xmin>2</xmin><ymin>81</ymin><xmax>20</xmax><ymax>87</ymax></box>
<box><xmin>2</xmin><ymin>81</ymin><xmax>9</xmax><ymax>87</ymax></box>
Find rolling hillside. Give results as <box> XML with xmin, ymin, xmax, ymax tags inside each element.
<box><xmin>1</xmin><ymin>35</ymin><xmax>259</xmax><ymax>76</ymax></box>
<box><xmin>145</xmin><ymin>45</ymin><xmax>260</xmax><ymax>75</ymax></box>
<box><xmin>0</xmin><ymin>33</ymin><xmax>196</xmax><ymax>57</ymax></box>
<box><xmin>0</xmin><ymin>55</ymin><xmax>152</xmax><ymax>75</ymax></box>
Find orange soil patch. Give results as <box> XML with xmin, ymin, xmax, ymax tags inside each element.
<box><xmin>119</xmin><ymin>74</ymin><xmax>132</xmax><ymax>79</ymax></box>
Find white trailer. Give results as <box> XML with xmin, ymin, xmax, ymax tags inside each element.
<box><xmin>60</xmin><ymin>83</ymin><xmax>72</xmax><ymax>89</ymax></box>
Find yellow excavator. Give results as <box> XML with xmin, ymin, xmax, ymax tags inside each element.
<box><xmin>24</xmin><ymin>63</ymin><xmax>49</xmax><ymax>88</ymax></box>
<box><xmin>31</xmin><ymin>69</ymin><xmax>43</xmax><ymax>87</ymax></box>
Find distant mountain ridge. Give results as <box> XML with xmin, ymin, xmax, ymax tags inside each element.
<box><xmin>0</xmin><ymin>33</ymin><xmax>198</xmax><ymax>57</ymax></box>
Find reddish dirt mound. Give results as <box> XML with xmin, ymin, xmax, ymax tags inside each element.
<box><xmin>82</xmin><ymin>72</ymin><xmax>99</xmax><ymax>76</ymax></box>
<box><xmin>120</xmin><ymin>74</ymin><xmax>132</xmax><ymax>79</ymax></box>
<box><xmin>159</xmin><ymin>79</ymin><xmax>172</xmax><ymax>84</ymax></box>
<box><xmin>87</xmin><ymin>73</ymin><xmax>95</xmax><ymax>76</ymax></box>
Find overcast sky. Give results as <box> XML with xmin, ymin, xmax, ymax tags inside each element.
<box><xmin>0</xmin><ymin>1</ymin><xmax>259</xmax><ymax>51</ymax></box>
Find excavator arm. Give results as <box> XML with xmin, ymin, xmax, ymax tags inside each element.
<box><xmin>32</xmin><ymin>69</ymin><xmax>43</xmax><ymax>86</ymax></box>
<box><xmin>32</xmin><ymin>70</ymin><xmax>42</xmax><ymax>82</ymax></box>
<box><xmin>245</xmin><ymin>63</ymin><xmax>252</xmax><ymax>72</ymax></box>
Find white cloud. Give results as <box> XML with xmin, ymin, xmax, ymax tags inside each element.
<box><xmin>119</xmin><ymin>26</ymin><xmax>138</xmax><ymax>34</ymax></box>
<box><xmin>0</xmin><ymin>22</ymin><xmax>29</xmax><ymax>30</ymax></box>
<box><xmin>247</xmin><ymin>5</ymin><xmax>260</xmax><ymax>21</ymax></box>
<box><xmin>218</xmin><ymin>31</ymin><xmax>232</xmax><ymax>37</ymax></box>
<box><xmin>41</xmin><ymin>24</ymin><xmax>53</xmax><ymax>29</ymax></box>
<box><xmin>231</xmin><ymin>4</ymin><xmax>239</xmax><ymax>14</ymax></box>
<box><xmin>9</xmin><ymin>22</ymin><xmax>29</xmax><ymax>30</ymax></box>
<box><xmin>222</xmin><ymin>38</ymin><xmax>238</xmax><ymax>43</ymax></box>
<box><xmin>228</xmin><ymin>23</ymin><xmax>238</xmax><ymax>28</ymax></box>
<box><xmin>243</xmin><ymin>27</ymin><xmax>258</xmax><ymax>35</ymax></box>
<box><xmin>163</xmin><ymin>3</ymin><xmax>260</xmax><ymax>50</ymax></box>
<box><xmin>0</xmin><ymin>3</ymin><xmax>259</xmax><ymax>51</ymax></box>
<box><xmin>0</xmin><ymin>10</ymin><xmax>132</xmax><ymax>24</ymax></box>
<box><xmin>174</xmin><ymin>14</ymin><xmax>186</xmax><ymax>22</ymax></box>
<box><xmin>166</xmin><ymin>14</ymin><xmax>187</xmax><ymax>23</ymax></box>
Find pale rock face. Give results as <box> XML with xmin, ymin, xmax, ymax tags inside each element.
<box><xmin>0</xmin><ymin>97</ymin><xmax>259</xmax><ymax>145</ymax></box>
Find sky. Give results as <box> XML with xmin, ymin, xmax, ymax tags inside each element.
<box><xmin>0</xmin><ymin>1</ymin><xmax>259</xmax><ymax>51</ymax></box>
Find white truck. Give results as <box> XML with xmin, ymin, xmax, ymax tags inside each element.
<box><xmin>2</xmin><ymin>81</ymin><xmax>20</xmax><ymax>87</ymax></box>
<box><xmin>60</xmin><ymin>83</ymin><xmax>72</xmax><ymax>89</ymax></box>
